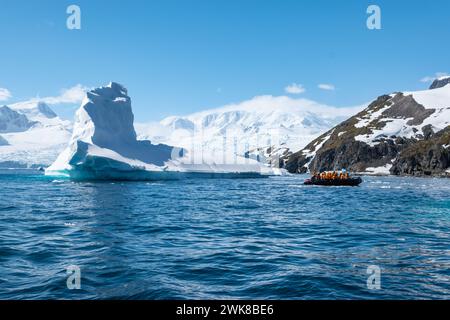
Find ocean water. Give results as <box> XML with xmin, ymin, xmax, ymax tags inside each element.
<box><xmin>0</xmin><ymin>170</ymin><xmax>449</xmax><ymax>300</ymax></box>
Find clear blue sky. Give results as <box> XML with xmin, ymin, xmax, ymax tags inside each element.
<box><xmin>0</xmin><ymin>0</ymin><xmax>449</xmax><ymax>121</ymax></box>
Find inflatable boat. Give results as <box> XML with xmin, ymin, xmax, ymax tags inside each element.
<box><xmin>304</xmin><ymin>177</ymin><xmax>362</xmax><ymax>186</ymax></box>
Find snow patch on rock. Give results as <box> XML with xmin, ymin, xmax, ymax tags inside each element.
<box><xmin>355</xmin><ymin>117</ymin><xmax>416</xmax><ymax>146</ymax></box>
<box><xmin>354</xmin><ymin>85</ymin><xmax>450</xmax><ymax>147</ymax></box>
<box><xmin>354</xmin><ymin>104</ymin><xmax>391</xmax><ymax>129</ymax></box>
<box><xmin>405</xmin><ymin>84</ymin><xmax>450</xmax><ymax>109</ymax></box>
<box><xmin>364</xmin><ymin>162</ymin><xmax>393</xmax><ymax>175</ymax></box>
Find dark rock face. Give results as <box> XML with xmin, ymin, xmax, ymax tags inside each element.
<box><xmin>390</xmin><ymin>127</ymin><xmax>450</xmax><ymax>176</ymax></box>
<box><xmin>285</xmin><ymin>90</ymin><xmax>450</xmax><ymax>177</ymax></box>
<box><xmin>430</xmin><ymin>77</ymin><xmax>450</xmax><ymax>90</ymax></box>
<box><xmin>383</xmin><ymin>94</ymin><xmax>435</xmax><ymax>126</ymax></box>
<box><xmin>310</xmin><ymin>139</ymin><xmax>401</xmax><ymax>173</ymax></box>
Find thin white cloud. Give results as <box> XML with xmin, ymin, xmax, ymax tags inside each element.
<box><xmin>285</xmin><ymin>83</ymin><xmax>305</xmax><ymax>94</ymax></box>
<box><xmin>39</xmin><ymin>84</ymin><xmax>89</xmax><ymax>105</ymax></box>
<box><xmin>318</xmin><ymin>84</ymin><xmax>335</xmax><ymax>91</ymax></box>
<box><xmin>420</xmin><ymin>72</ymin><xmax>449</xmax><ymax>83</ymax></box>
<box><xmin>0</xmin><ymin>87</ymin><xmax>12</xmax><ymax>102</ymax></box>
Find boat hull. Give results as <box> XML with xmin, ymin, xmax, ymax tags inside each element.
<box><xmin>304</xmin><ymin>177</ymin><xmax>362</xmax><ymax>186</ymax></box>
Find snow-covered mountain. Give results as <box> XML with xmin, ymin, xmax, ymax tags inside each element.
<box><xmin>0</xmin><ymin>135</ymin><xmax>8</xmax><ymax>146</ymax></box>
<box><xmin>0</xmin><ymin>101</ymin><xmax>72</xmax><ymax>168</ymax></box>
<box><xmin>137</xmin><ymin>95</ymin><xmax>363</xmax><ymax>166</ymax></box>
<box><xmin>286</xmin><ymin>77</ymin><xmax>450</xmax><ymax>176</ymax></box>
<box><xmin>9</xmin><ymin>100</ymin><xmax>57</xmax><ymax>122</ymax></box>
<box><xmin>0</xmin><ymin>106</ymin><xmax>35</xmax><ymax>133</ymax></box>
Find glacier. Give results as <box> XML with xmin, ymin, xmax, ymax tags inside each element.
<box><xmin>46</xmin><ymin>82</ymin><xmax>274</xmax><ymax>180</ymax></box>
<box><xmin>136</xmin><ymin>95</ymin><xmax>364</xmax><ymax>166</ymax></box>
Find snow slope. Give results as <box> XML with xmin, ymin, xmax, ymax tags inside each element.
<box><xmin>0</xmin><ymin>101</ymin><xmax>72</xmax><ymax>167</ymax></box>
<box><xmin>0</xmin><ymin>125</ymin><xmax>72</xmax><ymax>167</ymax></box>
<box><xmin>0</xmin><ymin>106</ymin><xmax>34</xmax><ymax>133</ymax></box>
<box><xmin>137</xmin><ymin>95</ymin><xmax>364</xmax><ymax>164</ymax></box>
<box><xmin>354</xmin><ymin>83</ymin><xmax>450</xmax><ymax>146</ymax></box>
<box><xmin>47</xmin><ymin>82</ymin><xmax>272</xmax><ymax>180</ymax></box>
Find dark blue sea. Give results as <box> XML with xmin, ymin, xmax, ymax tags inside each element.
<box><xmin>0</xmin><ymin>170</ymin><xmax>449</xmax><ymax>299</ymax></box>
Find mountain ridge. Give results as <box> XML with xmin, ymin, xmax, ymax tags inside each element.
<box><xmin>137</xmin><ymin>95</ymin><xmax>365</xmax><ymax>166</ymax></box>
<box><xmin>0</xmin><ymin>105</ymin><xmax>36</xmax><ymax>133</ymax></box>
<box><xmin>285</xmin><ymin>82</ymin><xmax>450</xmax><ymax>176</ymax></box>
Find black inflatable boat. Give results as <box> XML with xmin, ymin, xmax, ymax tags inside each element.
<box><xmin>304</xmin><ymin>177</ymin><xmax>362</xmax><ymax>186</ymax></box>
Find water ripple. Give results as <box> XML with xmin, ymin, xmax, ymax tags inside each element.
<box><xmin>0</xmin><ymin>171</ymin><xmax>449</xmax><ymax>299</ymax></box>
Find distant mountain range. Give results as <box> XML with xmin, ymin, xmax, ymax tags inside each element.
<box><xmin>137</xmin><ymin>95</ymin><xmax>363</xmax><ymax>166</ymax></box>
<box><xmin>0</xmin><ymin>106</ymin><xmax>35</xmax><ymax>133</ymax></box>
<box><xmin>286</xmin><ymin>77</ymin><xmax>450</xmax><ymax>176</ymax></box>
<box><xmin>46</xmin><ymin>82</ymin><xmax>274</xmax><ymax>180</ymax></box>
<box><xmin>0</xmin><ymin>101</ymin><xmax>72</xmax><ymax>168</ymax></box>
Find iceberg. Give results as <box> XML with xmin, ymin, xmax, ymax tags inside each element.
<box><xmin>46</xmin><ymin>82</ymin><xmax>274</xmax><ymax>180</ymax></box>
<box><xmin>9</xmin><ymin>101</ymin><xmax>57</xmax><ymax>122</ymax></box>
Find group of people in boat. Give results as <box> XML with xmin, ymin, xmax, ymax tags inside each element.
<box><xmin>312</xmin><ymin>170</ymin><xmax>350</xmax><ymax>180</ymax></box>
